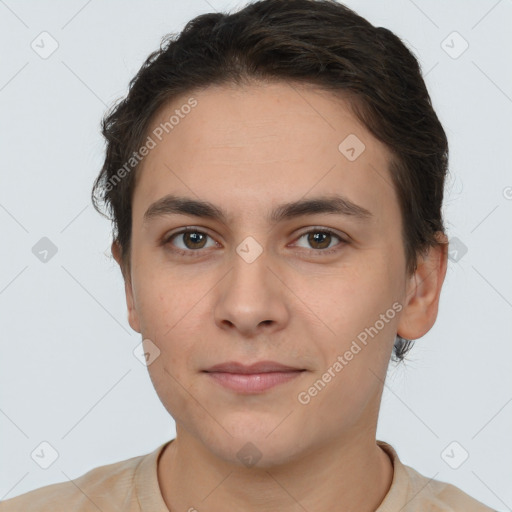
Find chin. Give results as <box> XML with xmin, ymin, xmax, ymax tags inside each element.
<box><xmin>211</xmin><ymin>437</ymin><xmax>304</xmax><ymax>469</ymax></box>
<box><xmin>196</xmin><ymin>415</ymin><xmax>310</xmax><ymax>469</ymax></box>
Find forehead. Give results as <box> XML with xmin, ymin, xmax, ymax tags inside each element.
<box><xmin>133</xmin><ymin>81</ymin><xmax>399</xmax><ymax>227</ymax></box>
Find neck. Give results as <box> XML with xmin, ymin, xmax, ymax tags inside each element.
<box><xmin>157</xmin><ymin>425</ymin><xmax>393</xmax><ymax>512</ymax></box>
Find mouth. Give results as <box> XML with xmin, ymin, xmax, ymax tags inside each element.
<box><xmin>203</xmin><ymin>361</ymin><xmax>306</xmax><ymax>393</ymax></box>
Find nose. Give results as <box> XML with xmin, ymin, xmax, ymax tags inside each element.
<box><xmin>213</xmin><ymin>248</ymin><xmax>290</xmax><ymax>338</ymax></box>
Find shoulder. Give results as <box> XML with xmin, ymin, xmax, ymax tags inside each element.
<box><xmin>377</xmin><ymin>440</ymin><xmax>496</xmax><ymax>512</ymax></box>
<box><xmin>403</xmin><ymin>463</ymin><xmax>496</xmax><ymax>511</ymax></box>
<box><xmin>0</xmin><ymin>451</ymin><xmax>146</xmax><ymax>512</ymax></box>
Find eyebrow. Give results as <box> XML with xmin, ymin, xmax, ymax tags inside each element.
<box><xmin>143</xmin><ymin>193</ymin><xmax>373</xmax><ymax>226</ymax></box>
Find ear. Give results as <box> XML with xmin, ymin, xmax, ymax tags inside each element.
<box><xmin>111</xmin><ymin>240</ymin><xmax>141</xmax><ymax>334</ymax></box>
<box><xmin>397</xmin><ymin>233</ymin><xmax>448</xmax><ymax>340</ymax></box>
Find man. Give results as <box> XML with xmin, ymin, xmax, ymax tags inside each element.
<box><xmin>1</xmin><ymin>0</ymin><xmax>495</xmax><ymax>510</ymax></box>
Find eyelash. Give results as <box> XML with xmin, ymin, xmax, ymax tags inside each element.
<box><xmin>162</xmin><ymin>226</ymin><xmax>348</xmax><ymax>258</ymax></box>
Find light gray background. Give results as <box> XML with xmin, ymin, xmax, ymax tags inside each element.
<box><xmin>1</xmin><ymin>0</ymin><xmax>511</xmax><ymax>509</ymax></box>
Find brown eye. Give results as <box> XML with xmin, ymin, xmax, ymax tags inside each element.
<box><xmin>293</xmin><ymin>228</ymin><xmax>346</xmax><ymax>253</ymax></box>
<box><xmin>307</xmin><ymin>231</ymin><xmax>332</xmax><ymax>249</ymax></box>
<box><xmin>164</xmin><ymin>228</ymin><xmax>217</xmax><ymax>254</ymax></box>
<box><xmin>182</xmin><ymin>231</ymin><xmax>207</xmax><ymax>249</ymax></box>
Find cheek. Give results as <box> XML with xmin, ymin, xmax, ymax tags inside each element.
<box><xmin>146</xmin><ymin>355</ymin><xmax>196</xmax><ymax>426</ymax></box>
<box><xmin>291</xmin><ymin>262</ymin><xmax>391</xmax><ymax>333</ymax></box>
<box><xmin>133</xmin><ymin>268</ymin><xmax>214</xmax><ymax>366</ymax></box>
<box><xmin>133</xmin><ymin>266</ymin><xmax>196</xmax><ymax>337</ymax></box>
<box><xmin>293</xmin><ymin>259</ymin><xmax>401</xmax><ymax>388</ymax></box>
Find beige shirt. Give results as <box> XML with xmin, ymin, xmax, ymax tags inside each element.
<box><xmin>0</xmin><ymin>439</ymin><xmax>495</xmax><ymax>511</ymax></box>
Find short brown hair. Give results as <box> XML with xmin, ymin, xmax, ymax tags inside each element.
<box><xmin>92</xmin><ymin>0</ymin><xmax>449</xmax><ymax>362</ymax></box>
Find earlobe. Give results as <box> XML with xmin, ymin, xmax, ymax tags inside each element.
<box><xmin>397</xmin><ymin>233</ymin><xmax>448</xmax><ymax>341</ymax></box>
<box><xmin>111</xmin><ymin>240</ymin><xmax>141</xmax><ymax>334</ymax></box>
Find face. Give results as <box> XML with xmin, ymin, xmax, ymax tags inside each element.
<box><xmin>113</xmin><ymin>81</ymin><xmax>444</xmax><ymax>466</ymax></box>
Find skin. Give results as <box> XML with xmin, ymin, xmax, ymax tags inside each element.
<box><xmin>112</xmin><ymin>81</ymin><xmax>448</xmax><ymax>512</ymax></box>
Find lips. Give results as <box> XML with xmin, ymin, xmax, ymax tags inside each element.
<box><xmin>204</xmin><ymin>360</ymin><xmax>303</xmax><ymax>374</ymax></box>
<box><xmin>203</xmin><ymin>361</ymin><xmax>305</xmax><ymax>393</ymax></box>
